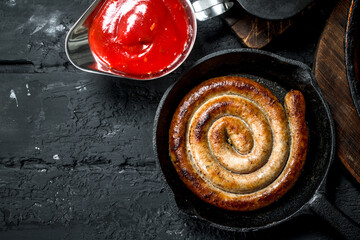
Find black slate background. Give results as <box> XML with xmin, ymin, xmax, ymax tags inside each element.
<box><xmin>0</xmin><ymin>0</ymin><xmax>359</xmax><ymax>239</ymax></box>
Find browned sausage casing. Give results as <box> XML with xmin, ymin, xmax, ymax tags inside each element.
<box><xmin>169</xmin><ymin>76</ymin><xmax>308</xmax><ymax>211</ymax></box>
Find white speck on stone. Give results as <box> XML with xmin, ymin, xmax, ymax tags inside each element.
<box><xmin>29</xmin><ymin>10</ymin><xmax>65</xmax><ymax>37</ymax></box>
<box><xmin>31</xmin><ymin>24</ymin><xmax>46</xmax><ymax>35</ymax></box>
<box><xmin>9</xmin><ymin>89</ymin><xmax>19</xmax><ymax>107</ymax></box>
<box><xmin>103</xmin><ymin>125</ymin><xmax>123</xmax><ymax>138</ymax></box>
<box><xmin>26</xmin><ymin>83</ymin><xmax>31</xmax><ymax>96</ymax></box>
<box><xmin>53</xmin><ymin>154</ymin><xmax>60</xmax><ymax>160</ymax></box>
<box><xmin>43</xmin><ymin>82</ymin><xmax>66</xmax><ymax>91</ymax></box>
<box><xmin>104</xmin><ymin>130</ymin><xmax>118</xmax><ymax>137</ymax></box>
<box><xmin>166</xmin><ymin>229</ymin><xmax>185</xmax><ymax>236</ymax></box>
<box><xmin>6</xmin><ymin>0</ymin><xmax>16</xmax><ymax>7</ymax></box>
<box><xmin>35</xmin><ymin>147</ymin><xmax>40</xmax><ymax>150</ymax></box>
<box><xmin>75</xmin><ymin>85</ymin><xmax>87</xmax><ymax>92</ymax></box>
<box><xmin>45</xmin><ymin>24</ymin><xmax>65</xmax><ymax>37</ymax></box>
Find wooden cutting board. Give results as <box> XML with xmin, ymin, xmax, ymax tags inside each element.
<box><xmin>224</xmin><ymin>8</ymin><xmax>293</xmax><ymax>49</ymax></box>
<box><xmin>224</xmin><ymin>3</ymin><xmax>315</xmax><ymax>49</ymax></box>
<box><xmin>314</xmin><ymin>0</ymin><xmax>360</xmax><ymax>183</ymax></box>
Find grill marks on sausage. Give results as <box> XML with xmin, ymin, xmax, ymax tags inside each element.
<box><xmin>194</xmin><ymin>101</ymin><xmax>230</xmax><ymax>140</ymax></box>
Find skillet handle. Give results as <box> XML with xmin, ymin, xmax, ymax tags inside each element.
<box><xmin>309</xmin><ymin>191</ymin><xmax>360</xmax><ymax>239</ymax></box>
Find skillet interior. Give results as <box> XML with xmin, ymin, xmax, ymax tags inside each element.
<box><xmin>345</xmin><ymin>0</ymin><xmax>360</xmax><ymax>117</ymax></box>
<box><xmin>154</xmin><ymin>49</ymin><xmax>334</xmax><ymax>231</ymax></box>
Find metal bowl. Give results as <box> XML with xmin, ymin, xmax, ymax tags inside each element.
<box><xmin>65</xmin><ymin>0</ymin><xmax>197</xmax><ymax>80</ymax></box>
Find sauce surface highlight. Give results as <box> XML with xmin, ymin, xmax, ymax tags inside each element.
<box><xmin>88</xmin><ymin>0</ymin><xmax>192</xmax><ymax>78</ymax></box>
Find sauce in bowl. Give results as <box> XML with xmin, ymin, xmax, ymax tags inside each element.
<box><xmin>88</xmin><ymin>0</ymin><xmax>193</xmax><ymax>79</ymax></box>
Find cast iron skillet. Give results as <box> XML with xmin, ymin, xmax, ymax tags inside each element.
<box><xmin>153</xmin><ymin>49</ymin><xmax>360</xmax><ymax>238</ymax></box>
<box><xmin>345</xmin><ymin>0</ymin><xmax>360</xmax><ymax>117</ymax></box>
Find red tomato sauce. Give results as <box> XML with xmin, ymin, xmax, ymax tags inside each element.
<box><xmin>88</xmin><ymin>0</ymin><xmax>192</xmax><ymax>78</ymax></box>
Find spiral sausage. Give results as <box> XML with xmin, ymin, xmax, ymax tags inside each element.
<box><xmin>169</xmin><ymin>76</ymin><xmax>308</xmax><ymax>211</ymax></box>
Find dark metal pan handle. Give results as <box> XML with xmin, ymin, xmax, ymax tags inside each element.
<box><xmin>309</xmin><ymin>191</ymin><xmax>360</xmax><ymax>239</ymax></box>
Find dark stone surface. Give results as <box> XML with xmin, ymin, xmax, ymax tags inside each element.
<box><xmin>0</xmin><ymin>0</ymin><xmax>359</xmax><ymax>239</ymax></box>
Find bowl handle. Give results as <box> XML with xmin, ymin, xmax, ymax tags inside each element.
<box><xmin>192</xmin><ymin>0</ymin><xmax>234</xmax><ymax>21</ymax></box>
